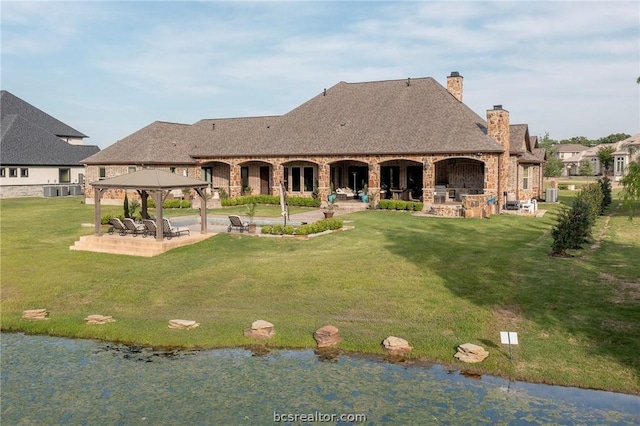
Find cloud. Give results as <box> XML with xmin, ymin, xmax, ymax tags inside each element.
<box><xmin>1</xmin><ymin>1</ymin><xmax>637</xmax><ymax>148</ymax></box>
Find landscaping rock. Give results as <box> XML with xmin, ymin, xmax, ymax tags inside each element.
<box><xmin>313</xmin><ymin>325</ymin><xmax>342</xmax><ymax>348</ymax></box>
<box><xmin>454</xmin><ymin>343</ymin><xmax>489</xmax><ymax>363</ymax></box>
<box><xmin>382</xmin><ymin>336</ymin><xmax>412</xmax><ymax>356</ymax></box>
<box><xmin>168</xmin><ymin>319</ymin><xmax>200</xmax><ymax>330</ymax></box>
<box><xmin>85</xmin><ymin>314</ymin><xmax>116</xmax><ymax>324</ymax></box>
<box><xmin>22</xmin><ymin>309</ymin><xmax>48</xmax><ymax>320</ymax></box>
<box><xmin>243</xmin><ymin>319</ymin><xmax>274</xmax><ymax>339</ymax></box>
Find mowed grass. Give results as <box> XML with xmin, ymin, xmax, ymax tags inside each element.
<box><xmin>1</xmin><ymin>195</ymin><xmax>639</xmax><ymax>394</ymax></box>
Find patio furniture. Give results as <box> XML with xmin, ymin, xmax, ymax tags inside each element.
<box><xmin>434</xmin><ymin>186</ymin><xmax>447</xmax><ymax>204</ymax></box>
<box><xmin>108</xmin><ymin>218</ymin><xmax>128</xmax><ymax>236</ymax></box>
<box><xmin>336</xmin><ymin>187</ymin><xmax>355</xmax><ymax>200</ymax></box>
<box><xmin>123</xmin><ymin>218</ymin><xmax>146</xmax><ymax>237</ymax></box>
<box><xmin>228</xmin><ymin>215</ymin><xmax>249</xmax><ymax>233</ymax></box>
<box><xmin>142</xmin><ymin>219</ymin><xmax>157</xmax><ymax>238</ymax></box>
<box><xmin>520</xmin><ymin>199</ymin><xmax>537</xmax><ymax>214</ymax></box>
<box><xmin>505</xmin><ymin>192</ymin><xmax>520</xmax><ymax>210</ymax></box>
<box><xmin>162</xmin><ymin>218</ymin><xmax>190</xmax><ymax>239</ymax></box>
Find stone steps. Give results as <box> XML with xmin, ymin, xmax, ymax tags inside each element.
<box><xmin>70</xmin><ymin>233</ymin><xmax>214</xmax><ymax>257</ymax></box>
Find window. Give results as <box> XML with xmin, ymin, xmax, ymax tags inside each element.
<box><xmin>303</xmin><ymin>167</ymin><xmax>314</xmax><ymax>192</ymax></box>
<box><xmin>59</xmin><ymin>168</ymin><xmax>71</xmax><ymax>183</ymax></box>
<box><xmin>128</xmin><ymin>166</ymin><xmax>136</xmax><ymax>173</ymax></box>
<box><xmin>202</xmin><ymin>167</ymin><xmax>213</xmax><ymax>183</ymax></box>
<box><xmin>170</xmin><ymin>167</ymin><xmax>176</xmax><ymax>173</ymax></box>
<box><xmin>9</xmin><ymin>168</ymin><xmax>18</xmax><ymax>177</ymax></box>
<box><xmin>616</xmin><ymin>157</ymin><xmax>625</xmax><ymax>174</ymax></box>
<box><xmin>522</xmin><ymin>166</ymin><xmax>529</xmax><ymax>190</ymax></box>
<box><xmin>291</xmin><ymin>167</ymin><xmax>301</xmax><ymax>192</ymax></box>
<box><xmin>99</xmin><ymin>167</ymin><xmax>106</xmax><ymax>179</ymax></box>
<box><xmin>0</xmin><ymin>168</ymin><xmax>5</xmax><ymax>177</ymax></box>
<box><xmin>241</xmin><ymin>166</ymin><xmax>249</xmax><ymax>191</ymax></box>
<box><xmin>20</xmin><ymin>168</ymin><xmax>29</xmax><ymax>177</ymax></box>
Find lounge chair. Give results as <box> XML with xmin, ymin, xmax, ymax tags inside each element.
<box><xmin>108</xmin><ymin>218</ymin><xmax>128</xmax><ymax>236</ymax></box>
<box><xmin>228</xmin><ymin>215</ymin><xmax>249</xmax><ymax>233</ymax></box>
<box><xmin>142</xmin><ymin>219</ymin><xmax>157</xmax><ymax>238</ymax></box>
<box><xmin>123</xmin><ymin>218</ymin><xmax>146</xmax><ymax>237</ymax></box>
<box><xmin>162</xmin><ymin>218</ymin><xmax>190</xmax><ymax>239</ymax></box>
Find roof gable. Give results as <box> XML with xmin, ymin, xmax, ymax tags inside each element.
<box><xmin>0</xmin><ymin>90</ymin><xmax>87</xmax><ymax>138</ymax></box>
<box><xmin>1</xmin><ymin>114</ymin><xmax>99</xmax><ymax>166</ymax></box>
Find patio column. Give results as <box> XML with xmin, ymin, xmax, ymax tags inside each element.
<box><xmin>230</xmin><ymin>163</ymin><xmax>242</xmax><ymax>197</ymax></box>
<box><xmin>369</xmin><ymin>162</ymin><xmax>380</xmax><ymax>206</ymax></box>
<box><xmin>153</xmin><ymin>190</ymin><xmax>164</xmax><ymax>240</ymax></box>
<box><xmin>195</xmin><ymin>187</ymin><xmax>207</xmax><ymax>234</ymax></box>
<box><xmin>423</xmin><ymin>160</ymin><xmax>434</xmax><ymax>204</ymax></box>
<box><xmin>318</xmin><ymin>162</ymin><xmax>331</xmax><ymax>202</ymax></box>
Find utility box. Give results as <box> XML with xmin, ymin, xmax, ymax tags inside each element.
<box><xmin>70</xmin><ymin>185</ymin><xmax>83</xmax><ymax>195</ymax></box>
<box><xmin>58</xmin><ymin>186</ymin><xmax>70</xmax><ymax>196</ymax></box>
<box><xmin>545</xmin><ymin>188</ymin><xmax>558</xmax><ymax>203</ymax></box>
<box><xmin>43</xmin><ymin>186</ymin><xmax>58</xmax><ymax>197</ymax></box>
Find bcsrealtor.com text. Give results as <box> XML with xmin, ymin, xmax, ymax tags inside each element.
<box><xmin>273</xmin><ymin>411</ymin><xmax>367</xmax><ymax>423</ymax></box>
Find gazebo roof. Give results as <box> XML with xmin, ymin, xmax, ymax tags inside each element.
<box><xmin>90</xmin><ymin>169</ymin><xmax>208</xmax><ymax>190</ymax></box>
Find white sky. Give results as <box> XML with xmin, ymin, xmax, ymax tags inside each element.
<box><xmin>2</xmin><ymin>1</ymin><xmax>639</xmax><ymax>149</ymax></box>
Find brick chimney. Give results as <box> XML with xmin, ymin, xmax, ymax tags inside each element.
<box><xmin>447</xmin><ymin>71</ymin><xmax>463</xmax><ymax>102</ymax></box>
<box><xmin>486</xmin><ymin>105</ymin><xmax>510</xmax><ymax>211</ymax></box>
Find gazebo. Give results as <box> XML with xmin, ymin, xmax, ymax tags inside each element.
<box><xmin>90</xmin><ymin>169</ymin><xmax>209</xmax><ymax>240</ymax></box>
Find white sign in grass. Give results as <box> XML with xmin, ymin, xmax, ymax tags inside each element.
<box><xmin>500</xmin><ymin>331</ymin><xmax>518</xmax><ymax>360</ymax></box>
<box><xmin>500</xmin><ymin>331</ymin><xmax>518</xmax><ymax>345</ymax></box>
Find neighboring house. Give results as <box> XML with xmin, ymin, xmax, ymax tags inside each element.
<box><xmin>0</xmin><ymin>91</ymin><xmax>100</xmax><ymax>198</ymax></box>
<box><xmin>562</xmin><ymin>133</ymin><xmax>640</xmax><ymax>180</ymax></box>
<box><xmin>554</xmin><ymin>144</ymin><xmax>588</xmax><ymax>176</ymax></box>
<box><xmin>82</xmin><ymin>72</ymin><xmax>546</xmax><ymax>214</ymax></box>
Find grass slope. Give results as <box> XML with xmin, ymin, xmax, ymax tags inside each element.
<box><xmin>1</xmin><ymin>195</ymin><xmax>638</xmax><ymax>394</ymax></box>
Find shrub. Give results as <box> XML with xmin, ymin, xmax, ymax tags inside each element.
<box><xmin>598</xmin><ymin>176</ymin><xmax>612</xmax><ymax>213</ymax></box>
<box><xmin>261</xmin><ymin>225</ymin><xmax>273</xmax><ymax>234</ymax></box>
<box><xmin>551</xmin><ymin>198</ymin><xmax>592</xmax><ymax>255</ymax></box>
<box><xmin>558</xmin><ymin>184</ymin><xmax>569</xmax><ymax>190</ymax></box>
<box><xmin>576</xmin><ymin>183</ymin><xmax>603</xmax><ymax>226</ymax></box>
<box><xmin>379</xmin><ymin>200</ymin><xmax>390</xmax><ymax>210</ymax></box>
<box><xmin>395</xmin><ymin>201</ymin><xmax>407</xmax><ymax>210</ymax></box>
<box><xmin>283</xmin><ymin>225</ymin><xmax>295</xmax><ymax>235</ymax></box>
<box><xmin>412</xmin><ymin>202</ymin><xmax>424</xmax><ymax>211</ymax></box>
<box><xmin>147</xmin><ymin>199</ymin><xmax>191</xmax><ymax>209</ymax></box>
<box><xmin>271</xmin><ymin>224</ymin><xmax>284</xmax><ymax>235</ymax></box>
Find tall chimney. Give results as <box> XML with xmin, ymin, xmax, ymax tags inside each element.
<box><xmin>487</xmin><ymin>105</ymin><xmax>510</xmax><ymax>212</ymax></box>
<box><xmin>447</xmin><ymin>71</ymin><xmax>463</xmax><ymax>102</ymax></box>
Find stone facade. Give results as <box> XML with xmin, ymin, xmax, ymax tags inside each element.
<box><xmin>85</xmin><ymin>151</ymin><xmax>508</xmax><ymax>211</ymax></box>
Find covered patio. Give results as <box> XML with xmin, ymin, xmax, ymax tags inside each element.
<box><xmin>90</xmin><ymin>169</ymin><xmax>210</xmax><ymax>241</ymax></box>
<box><xmin>71</xmin><ymin>169</ymin><xmax>214</xmax><ymax>256</ymax></box>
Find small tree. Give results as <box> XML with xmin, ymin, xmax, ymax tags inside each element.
<box><xmin>123</xmin><ymin>193</ymin><xmax>130</xmax><ymax>218</ymax></box>
<box><xmin>620</xmin><ymin>160</ymin><xmax>640</xmax><ymax>220</ymax></box>
<box><xmin>578</xmin><ymin>160</ymin><xmax>594</xmax><ymax>176</ymax></box>
<box><xmin>544</xmin><ymin>155</ymin><xmax>564</xmax><ymax>177</ymax></box>
<box><xmin>597</xmin><ymin>146</ymin><xmax>615</xmax><ymax>176</ymax></box>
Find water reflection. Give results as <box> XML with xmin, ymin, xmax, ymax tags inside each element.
<box><xmin>1</xmin><ymin>333</ymin><xmax>638</xmax><ymax>425</ymax></box>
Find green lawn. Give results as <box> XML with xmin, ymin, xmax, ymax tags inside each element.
<box><xmin>1</xmin><ymin>195</ymin><xmax>638</xmax><ymax>394</ymax></box>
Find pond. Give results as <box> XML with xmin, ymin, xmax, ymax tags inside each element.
<box><xmin>1</xmin><ymin>333</ymin><xmax>638</xmax><ymax>425</ymax></box>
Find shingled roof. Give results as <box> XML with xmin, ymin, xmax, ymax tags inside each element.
<box><xmin>1</xmin><ymin>91</ymin><xmax>99</xmax><ymax>166</ymax></box>
<box><xmin>0</xmin><ymin>90</ymin><xmax>87</xmax><ymax>138</ymax></box>
<box><xmin>82</xmin><ymin>121</ymin><xmax>197</xmax><ymax>165</ymax></box>
<box><xmin>85</xmin><ymin>76</ymin><xmax>508</xmax><ymax>165</ymax></box>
